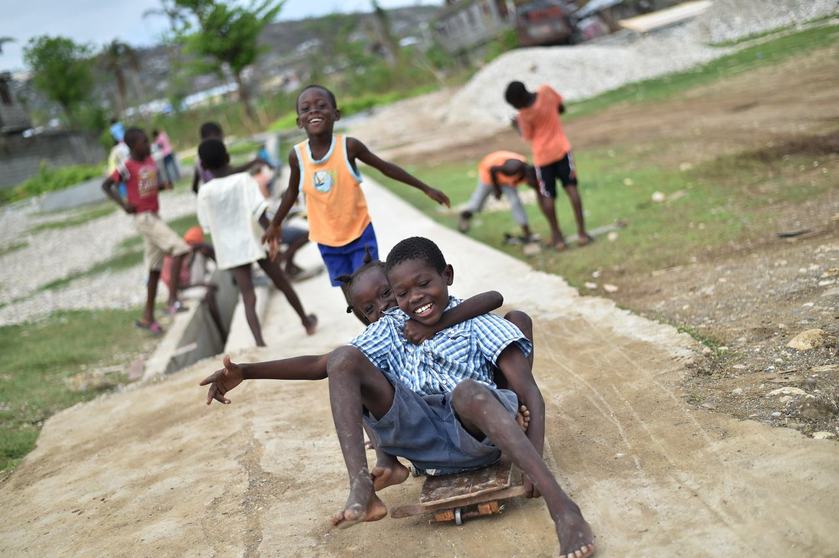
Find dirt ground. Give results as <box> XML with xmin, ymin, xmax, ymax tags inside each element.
<box><xmin>360</xmin><ymin>43</ymin><xmax>839</xmax><ymax>440</ymax></box>
<box><xmin>1</xmin><ymin>38</ymin><xmax>838</xmax><ymax>558</ymax></box>
<box><xmin>2</xmin><ymin>183</ymin><xmax>838</xmax><ymax>557</ymax></box>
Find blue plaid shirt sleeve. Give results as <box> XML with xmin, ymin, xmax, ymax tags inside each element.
<box><xmin>349</xmin><ymin>317</ymin><xmax>398</xmax><ymax>372</ymax></box>
<box><xmin>472</xmin><ymin>313</ymin><xmax>533</xmax><ymax>364</ymax></box>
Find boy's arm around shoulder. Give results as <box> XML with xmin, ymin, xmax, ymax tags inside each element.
<box><xmin>346</xmin><ymin>137</ymin><xmax>450</xmax><ymax>207</ymax></box>
<box><xmin>200</xmin><ymin>353</ymin><xmax>329</xmax><ymax>405</ymax></box>
<box><xmin>404</xmin><ymin>291</ymin><xmax>503</xmax><ymax>344</ymax></box>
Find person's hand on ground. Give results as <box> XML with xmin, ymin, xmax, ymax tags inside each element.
<box><xmin>199</xmin><ymin>355</ymin><xmax>244</xmax><ymax>405</ymax></box>
<box><xmin>493</xmin><ymin>185</ymin><xmax>502</xmax><ymax>200</ymax></box>
<box><xmin>522</xmin><ymin>475</ymin><xmax>541</xmax><ymax>499</ymax></box>
<box><xmin>403</xmin><ymin>319</ymin><xmax>437</xmax><ymax>344</ymax></box>
<box><xmin>123</xmin><ymin>202</ymin><xmax>137</xmax><ymax>214</ymax></box>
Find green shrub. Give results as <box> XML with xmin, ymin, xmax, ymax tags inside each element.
<box><xmin>2</xmin><ymin>163</ymin><xmax>105</xmax><ymax>204</ymax></box>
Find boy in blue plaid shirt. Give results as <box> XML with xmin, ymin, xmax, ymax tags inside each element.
<box><xmin>327</xmin><ymin>237</ymin><xmax>594</xmax><ymax>558</ymax></box>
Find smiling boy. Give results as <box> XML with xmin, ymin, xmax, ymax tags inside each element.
<box><xmin>325</xmin><ymin>237</ymin><xmax>595</xmax><ymax>558</ymax></box>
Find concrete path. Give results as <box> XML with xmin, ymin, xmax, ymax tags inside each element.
<box><xmin>1</xmin><ymin>178</ymin><xmax>837</xmax><ymax>557</ymax></box>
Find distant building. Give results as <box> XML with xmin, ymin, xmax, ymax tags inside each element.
<box><xmin>433</xmin><ymin>0</ymin><xmax>518</xmax><ymax>56</ymax></box>
<box><xmin>0</xmin><ymin>72</ymin><xmax>31</xmax><ymax>135</ymax></box>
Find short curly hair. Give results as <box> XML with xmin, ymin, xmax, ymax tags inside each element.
<box><xmin>385</xmin><ymin>237</ymin><xmax>447</xmax><ymax>275</ymax></box>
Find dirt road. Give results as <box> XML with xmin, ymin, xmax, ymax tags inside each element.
<box><xmin>1</xmin><ymin>179</ymin><xmax>837</xmax><ymax>557</ymax></box>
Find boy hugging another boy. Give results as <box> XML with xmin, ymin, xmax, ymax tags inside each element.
<box><xmin>326</xmin><ymin>237</ymin><xmax>594</xmax><ymax>558</ymax></box>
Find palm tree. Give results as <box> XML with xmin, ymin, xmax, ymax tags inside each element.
<box><xmin>0</xmin><ymin>37</ymin><xmax>15</xmax><ymax>54</ymax></box>
<box><xmin>100</xmin><ymin>40</ymin><xmax>140</xmax><ymax>117</ymax></box>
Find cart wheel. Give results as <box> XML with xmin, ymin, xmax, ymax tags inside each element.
<box><xmin>454</xmin><ymin>507</ymin><xmax>463</xmax><ymax>525</ymax></box>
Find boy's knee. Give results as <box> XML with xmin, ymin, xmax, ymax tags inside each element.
<box><xmin>327</xmin><ymin>346</ymin><xmax>365</xmax><ymax>375</ymax></box>
<box><xmin>452</xmin><ymin>379</ymin><xmax>488</xmax><ymax>412</ymax></box>
<box><xmin>505</xmin><ymin>310</ymin><xmax>533</xmax><ymax>339</ymax></box>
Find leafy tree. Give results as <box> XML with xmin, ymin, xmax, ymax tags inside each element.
<box><xmin>100</xmin><ymin>40</ymin><xmax>140</xmax><ymax>117</ymax></box>
<box><xmin>157</xmin><ymin>0</ymin><xmax>284</xmax><ymax>123</ymax></box>
<box><xmin>23</xmin><ymin>36</ymin><xmax>93</xmax><ymax>120</ymax></box>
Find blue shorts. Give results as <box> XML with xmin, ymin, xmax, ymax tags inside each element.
<box><xmin>363</xmin><ymin>379</ymin><xmax>518</xmax><ymax>475</ymax></box>
<box><xmin>317</xmin><ymin>223</ymin><xmax>379</xmax><ymax>287</ymax></box>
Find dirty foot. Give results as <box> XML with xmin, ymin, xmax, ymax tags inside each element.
<box><xmin>303</xmin><ymin>314</ymin><xmax>318</xmax><ymax>335</ymax></box>
<box><xmin>577</xmin><ymin>233</ymin><xmax>595</xmax><ymax>247</ymax></box>
<box><xmin>555</xmin><ymin>506</ymin><xmax>595</xmax><ymax>558</ymax></box>
<box><xmin>331</xmin><ymin>474</ymin><xmax>387</xmax><ymax>529</ymax></box>
<box><xmin>516</xmin><ymin>405</ymin><xmax>531</xmax><ymax>431</ymax></box>
<box><xmin>371</xmin><ymin>455</ymin><xmax>410</xmax><ymax>491</ymax></box>
<box><xmin>553</xmin><ymin>239</ymin><xmax>568</xmax><ymax>252</ymax></box>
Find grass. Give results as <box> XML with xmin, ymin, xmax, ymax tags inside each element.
<box><xmin>0</xmin><ymin>308</ymin><xmax>156</xmax><ymax>472</ymax></box>
<box><xmin>0</xmin><ymin>242</ymin><xmax>27</xmax><ymax>257</ymax></box>
<box><xmin>567</xmin><ymin>24</ymin><xmax>839</xmax><ymax>119</ymax></box>
<box><xmin>369</xmin><ymin>137</ymin><xmax>836</xmax><ymax>289</ymax></box>
<box><xmin>28</xmin><ymin>204</ymin><xmax>116</xmax><ymax>234</ymax></box>
<box><xmin>1</xmin><ymin>163</ymin><xmax>105</xmax><ymax>205</ymax></box>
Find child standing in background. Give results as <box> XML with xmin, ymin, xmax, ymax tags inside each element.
<box><xmin>262</xmin><ymin>85</ymin><xmax>451</xmax><ymax>290</ymax></box>
<box><xmin>505</xmin><ymin>81</ymin><xmax>591</xmax><ymax>251</ymax></box>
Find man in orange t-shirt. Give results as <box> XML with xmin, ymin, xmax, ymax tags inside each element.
<box><xmin>505</xmin><ymin>81</ymin><xmax>591</xmax><ymax>251</ymax></box>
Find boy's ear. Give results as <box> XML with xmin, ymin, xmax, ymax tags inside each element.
<box><xmin>443</xmin><ymin>264</ymin><xmax>454</xmax><ymax>286</ymax></box>
<box><xmin>334</xmin><ymin>108</ymin><xmax>342</xmax><ymax>121</ymax></box>
<box><xmin>296</xmin><ymin>114</ymin><xmax>303</xmax><ymax>129</ymax></box>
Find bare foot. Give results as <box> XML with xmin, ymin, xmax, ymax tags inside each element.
<box><xmin>331</xmin><ymin>474</ymin><xmax>387</xmax><ymax>529</ymax></box>
<box><xmin>555</xmin><ymin>504</ymin><xmax>595</xmax><ymax>558</ymax></box>
<box><xmin>516</xmin><ymin>405</ymin><xmax>531</xmax><ymax>431</ymax></box>
<box><xmin>553</xmin><ymin>240</ymin><xmax>568</xmax><ymax>252</ymax></box>
<box><xmin>303</xmin><ymin>314</ymin><xmax>318</xmax><ymax>336</ymax></box>
<box><xmin>371</xmin><ymin>455</ymin><xmax>410</xmax><ymax>491</ymax></box>
<box><xmin>577</xmin><ymin>233</ymin><xmax>594</xmax><ymax>247</ymax></box>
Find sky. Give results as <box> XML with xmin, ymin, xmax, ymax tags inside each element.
<box><xmin>0</xmin><ymin>0</ymin><xmax>442</xmax><ymax>73</ymax></box>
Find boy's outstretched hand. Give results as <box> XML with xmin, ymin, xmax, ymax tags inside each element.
<box><xmin>424</xmin><ymin>187</ymin><xmax>451</xmax><ymax>208</ymax></box>
<box><xmin>200</xmin><ymin>355</ymin><xmax>244</xmax><ymax>405</ymax></box>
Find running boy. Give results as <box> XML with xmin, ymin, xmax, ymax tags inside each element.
<box><xmin>197</xmin><ymin>138</ymin><xmax>317</xmax><ymax>346</ymax></box>
<box><xmin>505</xmin><ymin>81</ymin><xmax>591</xmax><ymax>251</ymax></box>
<box><xmin>326</xmin><ymin>237</ymin><xmax>594</xmax><ymax>558</ymax></box>
<box><xmin>458</xmin><ymin>150</ymin><xmax>539</xmax><ymax>241</ymax></box>
<box><xmin>262</xmin><ymin>85</ymin><xmax>451</xmax><ymax>288</ymax></box>
<box><xmin>102</xmin><ymin>127</ymin><xmax>189</xmax><ymax>334</ymax></box>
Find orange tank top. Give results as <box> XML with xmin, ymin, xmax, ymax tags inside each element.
<box><xmin>295</xmin><ymin>134</ymin><xmax>371</xmax><ymax>247</ymax></box>
<box><xmin>478</xmin><ymin>151</ymin><xmax>528</xmax><ymax>186</ymax></box>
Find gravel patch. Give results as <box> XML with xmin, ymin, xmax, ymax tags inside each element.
<box><xmin>0</xmin><ymin>189</ymin><xmax>197</xmax><ymax>325</ymax></box>
<box><xmin>445</xmin><ymin>0</ymin><xmax>838</xmax><ymax>126</ymax></box>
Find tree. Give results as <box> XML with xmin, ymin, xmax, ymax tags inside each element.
<box><xmin>155</xmin><ymin>0</ymin><xmax>284</xmax><ymax>122</ymax></box>
<box><xmin>100</xmin><ymin>40</ymin><xmax>140</xmax><ymax>117</ymax></box>
<box><xmin>23</xmin><ymin>36</ymin><xmax>93</xmax><ymax>121</ymax></box>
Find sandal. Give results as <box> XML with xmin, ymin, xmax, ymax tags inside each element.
<box><xmin>135</xmin><ymin>320</ymin><xmax>164</xmax><ymax>336</ymax></box>
<box><xmin>166</xmin><ymin>301</ymin><xmax>189</xmax><ymax>315</ymax></box>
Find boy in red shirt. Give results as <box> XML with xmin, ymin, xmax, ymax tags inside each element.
<box><xmin>505</xmin><ymin>81</ymin><xmax>591</xmax><ymax>251</ymax></box>
<box><xmin>102</xmin><ymin>127</ymin><xmax>191</xmax><ymax>334</ymax></box>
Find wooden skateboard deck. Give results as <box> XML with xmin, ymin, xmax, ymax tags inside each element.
<box><xmin>391</xmin><ymin>458</ymin><xmax>526</xmax><ymax>523</ymax></box>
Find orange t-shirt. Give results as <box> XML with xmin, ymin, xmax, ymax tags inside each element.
<box><xmin>516</xmin><ymin>84</ymin><xmax>571</xmax><ymax>167</ymax></box>
<box><xmin>478</xmin><ymin>151</ymin><xmax>528</xmax><ymax>186</ymax></box>
<box><xmin>295</xmin><ymin>134</ymin><xmax>371</xmax><ymax>247</ymax></box>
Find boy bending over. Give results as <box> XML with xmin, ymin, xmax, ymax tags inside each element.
<box><xmin>327</xmin><ymin>237</ymin><xmax>594</xmax><ymax>558</ymax></box>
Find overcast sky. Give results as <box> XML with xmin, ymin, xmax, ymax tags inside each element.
<box><xmin>0</xmin><ymin>0</ymin><xmax>442</xmax><ymax>73</ymax></box>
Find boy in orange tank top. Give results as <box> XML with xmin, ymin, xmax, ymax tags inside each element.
<box><xmin>263</xmin><ymin>85</ymin><xmax>450</xmax><ymax>289</ymax></box>
<box><xmin>505</xmin><ymin>81</ymin><xmax>592</xmax><ymax>251</ymax></box>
